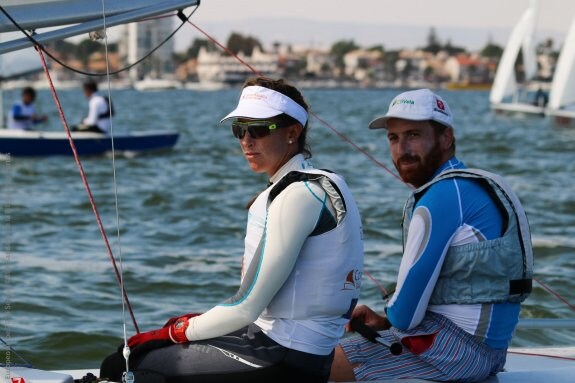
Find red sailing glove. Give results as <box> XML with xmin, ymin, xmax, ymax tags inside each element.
<box><xmin>128</xmin><ymin>327</ymin><xmax>170</xmax><ymax>349</ymax></box>
<box><xmin>126</xmin><ymin>327</ymin><xmax>172</xmax><ymax>359</ymax></box>
<box><xmin>126</xmin><ymin>316</ymin><xmax>193</xmax><ymax>359</ymax></box>
<box><xmin>127</xmin><ymin>316</ymin><xmax>192</xmax><ymax>348</ymax></box>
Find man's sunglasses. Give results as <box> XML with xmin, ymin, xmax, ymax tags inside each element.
<box><xmin>231</xmin><ymin>120</ymin><xmax>291</xmax><ymax>139</ymax></box>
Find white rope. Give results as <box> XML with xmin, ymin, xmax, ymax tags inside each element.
<box><xmin>98</xmin><ymin>1</ymin><xmax>133</xmax><ymax>381</ymax></box>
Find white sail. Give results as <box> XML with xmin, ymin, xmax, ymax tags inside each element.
<box><xmin>489</xmin><ymin>1</ymin><xmax>538</xmax><ymax>104</ymax></box>
<box><xmin>547</xmin><ymin>17</ymin><xmax>575</xmax><ymax>111</ymax></box>
<box><xmin>0</xmin><ymin>0</ymin><xmax>198</xmax><ymax>54</ymax></box>
<box><xmin>521</xmin><ymin>0</ymin><xmax>539</xmax><ymax>81</ymax></box>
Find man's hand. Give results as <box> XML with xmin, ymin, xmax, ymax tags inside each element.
<box><xmin>346</xmin><ymin>305</ymin><xmax>391</xmax><ymax>332</ymax></box>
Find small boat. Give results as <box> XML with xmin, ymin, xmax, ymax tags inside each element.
<box><xmin>0</xmin><ymin>129</ymin><xmax>179</xmax><ymax>157</ymax></box>
<box><xmin>545</xmin><ymin>16</ymin><xmax>575</xmax><ymax>125</ymax></box>
<box><xmin>133</xmin><ymin>77</ymin><xmax>183</xmax><ymax>91</ymax></box>
<box><xmin>490</xmin><ymin>0</ymin><xmax>545</xmax><ymax>116</ymax></box>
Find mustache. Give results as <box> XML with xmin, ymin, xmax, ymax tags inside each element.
<box><xmin>397</xmin><ymin>154</ymin><xmax>420</xmax><ymax>163</ymax></box>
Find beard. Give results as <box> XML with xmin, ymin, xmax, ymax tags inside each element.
<box><xmin>393</xmin><ymin>141</ymin><xmax>445</xmax><ymax>188</ymax></box>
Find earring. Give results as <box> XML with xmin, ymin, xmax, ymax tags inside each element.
<box><xmin>288</xmin><ymin>140</ymin><xmax>293</xmax><ymax>144</ymax></box>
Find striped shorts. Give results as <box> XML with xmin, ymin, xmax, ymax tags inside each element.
<box><xmin>340</xmin><ymin>312</ymin><xmax>507</xmax><ymax>382</ymax></box>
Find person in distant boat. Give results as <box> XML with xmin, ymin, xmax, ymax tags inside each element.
<box><xmin>533</xmin><ymin>87</ymin><xmax>549</xmax><ymax>107</ymax></box>
<box><xmin>99</xmin><ymin>77</ymin><xmax>364</xmax><ymax>383</ymax></box>
<box><xmin>7</xmin><ymin>86</ymin><xmax>48</xmax><ymax>130</ymax></box>
<box><xmin>330</xmin><ymin>89</ymin><xmax>534</xmax><ymax>382</ymax></box>
<box><xmin>72</xmin><ymin>80</ymin><xmax>112</xmax><ymax>134</ymax></box>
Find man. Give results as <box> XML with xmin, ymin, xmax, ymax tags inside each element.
<box><xmin>74</xmin><ymin>80</ymin><xmax>112</xmax><ymax>134</ymax></box>
<box><xmin>7</xmin><ymin>87</ymin><xmax>48</xmax><ymax>130</ymax></box>
<box><xmin>330</xmin><ymin>89</ymin><xmax>533</xmax><ymax>382</ymax></box>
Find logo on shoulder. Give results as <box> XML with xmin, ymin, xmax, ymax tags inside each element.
<box><xmin>341</xmin><ymin>269</ymin><xmax>363</xmax><ymax>290</ymax></box>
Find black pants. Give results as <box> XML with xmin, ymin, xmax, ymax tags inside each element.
<box><xmin>100</xmin><ymin>324</ymin><xmax>333</xmax><ymax>383</ymax></box>
<box><xmin>71</xmin><ymin>124</ymin><xmax>105</xmax><ymax>134</ymax></box>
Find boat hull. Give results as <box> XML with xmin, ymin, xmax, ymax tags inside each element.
<box><xmin>491</xmin><ymin>102</ymin><xmax>545</xmax><ymax>116</ymax></box>
<box><xmin>0</xmin><ymin>130</ymin><xmax>179</xmax><ymax>157</ymax></box>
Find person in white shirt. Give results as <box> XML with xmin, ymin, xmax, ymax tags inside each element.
<box><xmin>7</xmin><ymin>87</ymin><xmax>47</xmax><ymax>130</ymax></box>
<box><xmin>73</xmin><ymin>80</ymin><xmax>112</xmax><ymax>134</ymax></box>
<box><xmin>99</xmin><ymin>77</ymin><xmax>364</xmax><ymax>383</ymax></box>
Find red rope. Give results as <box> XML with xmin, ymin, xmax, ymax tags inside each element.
<box><xmin>311</xmin><ymin>112</ymin><xmax>406</xmax><ymax>183</ymax></box>
<box><xmin>534</xmin><ymin>277</ymin><xmax>575</xmax><ymax>312</ymax></box>
<box><xmin>187</xmin><ymin>21</ymin><xmax>263</xmax><ymax>76</ymax></box>
<box><xmin>364</xmin><ymin>270</ymin><xmax>389</xmax><ymax>298</ymax></box>
<box><xmin>35</xmin><ymin>47</ymin><xmax>140</xmax><ymax>333</ymax></box>
<box><xmin>508</xmin><ymin>350</ymin><xmax>575</xmax><ymax>361</ymax></box>
<box><xmin>185</xmin><ymin>20</ymin><xmax>404</xmax><ymax>182</ymax></box>
<box><xmin>185</xmin><ymin>21</ymin><xmax>575</xmax><ymax>313</ymax></box>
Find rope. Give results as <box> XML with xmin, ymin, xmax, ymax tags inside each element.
<box><xmin>34</xmin><ymin>46</ymin><xmax>139</xmax><ymax>333</ymax></box>
<box><xmin>182</xmin><ymin>17</ymin><xmax>405</xmax><ymax>184</ymax></box>
<box><xmin>364</xmin><ymin>270</ymin><xmax>390</xmax><ymax>300</ymax></box>
<box><xmin>508</xmin><ymin>349</ymin><xmax>575</xmax><ymax>361</ymax></box>
<box><xmin>0</xmin><ymin>336</ymin><xmax>32</xmax><ymax>368</ymax></box>
<box><xmin>182</xmin><ymin>20</ymin><xmax>575</xmax><ymax>313</ymax></box>
<box><xmin>181</xmin><ymin>16</ymin><xmax>263</xmax><ymax>76</ymax></box>
<box><xmin>534</xmin><ymin>277</ymin><xmax>575</xmax><ymax>312</ymax></box>
<box><xmin>0</xmin><ymin>6</ymin><xmax>199</xmax><ymax>77</ymax></box>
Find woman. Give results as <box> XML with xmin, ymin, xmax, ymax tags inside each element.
<box><xmin>100</xmin><ymin>77</ymin><xmax>364</xmax><ymax>383</ymax></box>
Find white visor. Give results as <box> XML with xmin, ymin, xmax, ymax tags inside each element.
<box><xmin>220</xmin><ymin>86</ymin><xmax>308</xmax><ymax>126</ymax></box>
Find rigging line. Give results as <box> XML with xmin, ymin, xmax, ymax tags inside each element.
<box><xmin>507</xmin><ymin>349</ymin><xmax>575</xmax><ymax>362</ymax></box>
<box><xmin>99</xmin><ymin>0</ymin><xmax>129</xmax><ymax>345</ymax></box>
<box><xmin>34</xmin><ymin>46</ymin><xmax>140</xmax><ymax>333</ymax></box>
<box><xmin>534</xmin><ymin>277</ymin><xmax>575</xmax><ymax>312</ymax></box>
<box><xmin>364</xmin><ymin>270</ymin><xmax>390</xmax><ymax>299</ymax></box>
<box><xmin>185</xmin><ymin>20</ymin><xmax>575</xmax><ymax>314</ymax></box>
<box><xmin>0</xmin><ymin>336</ymin><xmax>32</xmax><ymax>368</ymax></box>
<box><xmin>0</xmin><ymin>5</ymin><xmax>199</xmax><ymax>77</ymax></box>
<box><xmin>99</xmin><ymin>1</ymin><xmax>132</xmax><ymax>376</ymax></box>
<box><xmin>180</xmin><ymin>16</ymin><xmax>263</xmax><ymax>76</ymax></box>
<box><xmin>181</xmin><ymin>17</ymin><xmax>404</xmax><ymax>183</ymax></box>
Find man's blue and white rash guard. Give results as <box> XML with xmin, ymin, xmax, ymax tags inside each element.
<box><xmin>386</xmin><ymin>156</ymin><xmax>524</xmax><ymax>350</ymax></box>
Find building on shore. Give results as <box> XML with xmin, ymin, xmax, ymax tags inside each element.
<box><xmin>119</xmin><ymin>17</ymin><xmax>176</xmax><ymax>83</ymax></box>
<box><xmin>195</xmin><ymin>47</ymin><xmax>279</xmax><ymax>85</ymax></box>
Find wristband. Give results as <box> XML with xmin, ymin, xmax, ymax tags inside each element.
<box><xmin>169</xmin><ymin>316</ymin><xmax>190</xmax><ymax>343</ymax></box>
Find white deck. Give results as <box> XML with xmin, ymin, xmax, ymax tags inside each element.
<box><xmin>2</xmin><ymin>347</ymin><xmax>574</xmax><ymax>383</ymax></box>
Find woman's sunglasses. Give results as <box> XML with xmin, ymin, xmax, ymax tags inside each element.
<box><xmin>231</xmin><ymin>120</ymin><xmax>291</xmax><ymax>139</ymax></box>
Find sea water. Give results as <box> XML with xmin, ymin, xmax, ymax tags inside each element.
<box><xmin>1</xmin><ymin>87</ymin><xmax>574</xmax><ymax>369</ymax></box>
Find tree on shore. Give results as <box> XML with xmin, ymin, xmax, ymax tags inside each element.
<box><xmin>227</xmin><ymin>32</ymin><xmax>263</xmax><ymax>56</ymax></box>
<box><xmin>481</xmin><ymin>41</ymin><xmax>504</xmax><ymax>59</ymax></box>
<box><xmin>330</xmin><ymin>39</ymin><xmax>360</xmax><ymax>72</ymax></box>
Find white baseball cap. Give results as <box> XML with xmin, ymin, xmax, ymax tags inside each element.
<box><xmin>220</xmin><ymin>85</ymin><xmax>308</xmax><ymax>126</ymax></box>
<box><xmin>368</xmin><ymin>89</ymin><xmax>454</xmax><ymax>130</ymax></box>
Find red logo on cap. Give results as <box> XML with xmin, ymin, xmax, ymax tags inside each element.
<box><xmin>436</xmin><ymin>99</ymin><xmax>445</xmax><ymax>111</ymax></box>
<box><xmin>12</xmin><ymin>378</ymin><xmax>26</xmax><ymax>383</ymax></box>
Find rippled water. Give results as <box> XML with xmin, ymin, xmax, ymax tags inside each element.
<box><xmin>1</xmin><ymin>87</ymin><xmax>574</xmax><ymax>370</ymax></box>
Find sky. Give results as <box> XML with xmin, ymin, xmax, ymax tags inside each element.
<box><xmin>173</xmin><ymin>0</ymin><xmax>575</xmax><ymax>51</ymax></box>
<box><xmin>2</xmin><ymin>0</ymin><xmax>575</xmax><ymax>74</ymax></box>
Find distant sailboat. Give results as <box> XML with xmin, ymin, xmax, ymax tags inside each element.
<box><xmin>490</xmin><ymin>0</ymin><xmax>545</xmax><ymax>116</ymax></box>
<box><xmin>545</xmin><ymin>16</ymin><xmax>575</xmax><ymax>125</ymax></box>
<box><xmin>0</xmin><ymin>0</ymin><xmax>196</xmax><ymax>156</ymax></box>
